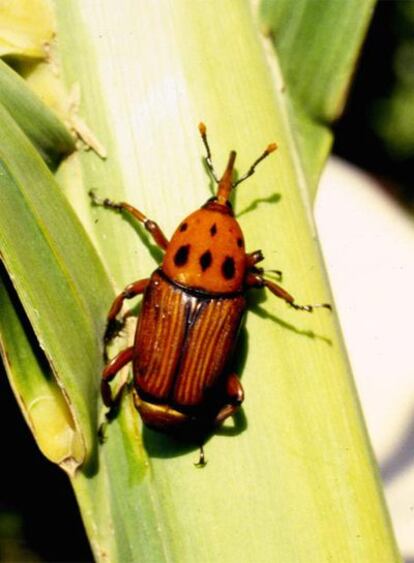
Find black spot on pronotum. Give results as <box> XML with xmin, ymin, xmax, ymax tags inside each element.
<box><xmin>179</xmin><ymin>222</ymin><xmax>188</xmax><ymax>232</ymax></box>
<box><xmin>199</xmin><ymin>250</ymin><xmax>212</xmax><ymax>271</ymax></box>
<box><xmin>174</xmin><ymin>245</ymin><xmax>190</xmax><ymax>266</ymax></box>
<box><xmin>210</xmin><ymin>223</ymin><xmax>217</xmax><ymax>236</ymax></box>
<box><xmin>237</xmin><ymin>238</ymin><xmax>243</xmax><ymax>248</ymax></box>
<box><xmin>222</xmin><ymin>256</ymin><xmax>235</xmax><ymax>280</ymax></box>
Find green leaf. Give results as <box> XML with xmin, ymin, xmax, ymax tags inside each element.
<box><xmin>0</xmin><ymin>59</ymin><xmax>75</xmax><ymax>166</ymax></box>
<box><xmin>0</xmin><ymin>1</ymin><xmax>400</xmax><ymax>561</ymax></box>
<box><xmin>260</xmin><ymin>0</ymin><xmax>376</xmax><ymax>193</ymax></box>
<box><xmin>0</xmin><ymin>266</ymin><xmax>82</xmax><ymax>465</ymax></box>
<box><xmin>0</xmin><ymin>101</ymin><xmax>113</xmax><ymax>472</ymax></box>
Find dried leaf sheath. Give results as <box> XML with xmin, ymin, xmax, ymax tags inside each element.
<box><xmin>134</xmin><ymin>270</ymin><xmax>246</xmax><ymax>410</ymax></box>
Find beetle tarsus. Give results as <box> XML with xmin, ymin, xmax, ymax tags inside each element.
<box><xmin>290</xmin><ymin>302</ymin><xmax>332</xmax><ymax>313</ymax></box>
<box><xmin>103</xmin><ymin>198</ymin><xmax>122</xmax><ymax>211</ymax></box>
<box><xmin>265</xmin><ymin>269</ymin><xmax>283</xmax><ymax>281</ymax></box>
<box><xmin>246</xmin><ymin>274</ymin><xmax>331</xmax><ymax>313</ymax></box>
<box><xmin>88</xmin><ymin>190</ymin><xmax>122</xmax><ymax>212</ymax></box>
<box><xmin>246</xmin><ymin>250</ymin><xmax>264</xmax><ymax>269</ymax></box>
<box><xmin>104</xmin><ymin>318</ymin><xmax>125</xmax><ymax>345</ymax></box>
<box><xmin>98</xmin><ymin>421</ymin><xmax>108</xmax><ymax>444</ymax></box>
<box><xmin>194</xmin><ymin>445</ymin><xmax>207</xmax><ymax>468</ymax></box>
<box><xmin>101</xmin><ymin>346</ymin><xmax>134</xmax><ymax>410</ymax></box>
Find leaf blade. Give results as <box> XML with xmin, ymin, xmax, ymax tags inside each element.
<box><xmin>52</xmin><ymin>1</ymin><xmax>399</xmax><ymax>561</ymax></box>
<box><xmin>0</xmin><ymin>0</ymin><xmax>399</xmax><ymax>561</ymax></box>
<box><xmin>0</xmin><ymin>59</ymin><xmax>75</xmax><ymax>165</ymax></box>
<box><xmin>260</xmin><ymin>0</ymin><xmax>376</xmax><ymax>192</ymax></box>
<box><xmin>0</xmin><ymin>101</ymin><xmax>114</xmax><ymax>468</ymax></box>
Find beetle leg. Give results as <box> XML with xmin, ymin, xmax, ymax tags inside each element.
<box><xmin>246</xmin><ymin>250</ymin><xmax>264</xmax><ymax>269</ymax></box>
<box><xmin>246</xmin><ymin>251</ymin><xmax>282</xmax><ymax>280</ymax></box>
<box><xmin>214</xmin><ymin>372</ymin><xmax>244</xmax><ymax>425</ymax></box>
<box><xmin>264</xmin><ymin>269</ymin><xmax>283</xmax><ymax>281</ymax></box>
<box><xmin>246</xmin><ymin>273</ymin><xmax>331</xmax><ymax>312</ymax></box>
<box><xmin>89</xmin><ymin>190</ymin><xmax>169</xmax><ymax>250</ymax></box>
<box><xmin>105</xmin><ymin>278</ymin><xmax>150</xmax><ymax>343</ymax></box>
<box><xmin>101</xmin><ymin>346</ymin><xmax>134</xmax><ymax>408</ymax></box>
<box><xmin>194</xmin><ymin>445</ymin><xmax>207</xmax><ymax>468</ymax></box>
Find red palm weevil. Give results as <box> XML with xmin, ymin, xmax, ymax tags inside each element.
<box><xmin>90</xmin><ymin>123</ymin><xmax>331</xmax><ymax>465</ymax></box>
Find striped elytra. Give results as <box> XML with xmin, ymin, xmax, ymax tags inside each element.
<box><xmin>134</xmin><ymin>270</ymin><xmax>245</xmax><ymax>412</ymax></box>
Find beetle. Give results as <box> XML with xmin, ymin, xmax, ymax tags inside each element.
<box><xmin>90</xmin><ymin>123</ymin><xmax>330</xmax><ymax>465</ymax></box>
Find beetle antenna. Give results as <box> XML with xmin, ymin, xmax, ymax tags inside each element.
<box><xmin>233</xmin><ymin>142</ymin><xmax>277</xmax><ymax>188</ymax></box>
<box><xmin>199</xmin><ymin>122</ymin><xmax>219</xmax><ymax>183</ymax></box>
